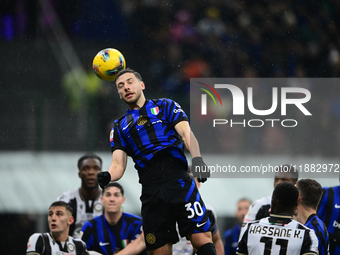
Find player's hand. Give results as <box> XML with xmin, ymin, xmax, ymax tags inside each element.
<box><xmin>191</xmin><ymin>157</ymin><xmax>210</xmax><ymax>183</ymax></box>
<box><xmin>97</xmin><ymin>171</ymin><xmax>111</xmax><ymax>189</ymax></box>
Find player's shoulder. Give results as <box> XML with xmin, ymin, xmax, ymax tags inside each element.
<box><xmin>254</xmin><ymin>195</ymin><xmax>271</xmax><ymax>205</ymax></box>
<box><xmin>122</xmin><ymin>212</ymin><xmax>142</xmax><ymax>221</ymax></box>
<box><xmin>28</xmin><ymin>233</ymin><xmax>43</xmax><ymax>242</ymax></box>
<box><xmin>113</xmin><ymin>114</ymin><xmax>128</xmax><ymax>126</ymax></box>
<box><xmin>57</xmin><ymin>187</ymin><xmax>79</xmax><ymax>201</ymax></box>
<box><xmin>246</xmin><ymin>196</ymin><xmax>271</xmax><ymax>213</ymax></box>
<box><xmin>152</xmin><ymin>98</ymin><xmax>180</xmax><ymax>106</ymax></box>
<box><xmin>290</xmin><ymin>218</ymin><xmax>313</xmax><ymax>231</ymax></box>
<box><xmin>81</xmin><ymin>216</ymin><xmax>100</xmax><ymax>232</ymax></box>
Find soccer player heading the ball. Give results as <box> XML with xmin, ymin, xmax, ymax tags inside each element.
<box><xmin>97</xmin><ymin>68</ymin><xmax>215</xmax><ymax>255</ymax></box>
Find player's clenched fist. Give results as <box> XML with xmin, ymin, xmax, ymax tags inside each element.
<box><xmin>191</xmin><ymin>157</ymin><xmax>210</xmax><ymax>183</ymax></box>
<box><xmin>97</xmin><ymin>172</ymin><xmax>111</xmax><ymax>189</ymax></box>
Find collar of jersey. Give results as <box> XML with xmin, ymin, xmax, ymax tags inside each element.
<box><xmin>126</xmin><ymin>99</ymin><xmax>149</xmax><ymax>113</ymax></box>
<box><xmin>269</xmin><ymin>214</ymin><xmax>293</xmax><ymax>225</ymax></box>
<box><xmin>305</xmin><ymin>213</ymin><xmax>318</xmax><ymax>223</ymax></box>
<box><xmin>49</xmin><ymin>232</ymin><xmax>69</xmax><ymax>244</ymax></box>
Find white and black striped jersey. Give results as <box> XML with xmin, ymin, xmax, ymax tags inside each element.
<box><xmin>57</xmin><ymin>188</ymin><xmax>103</xmax><ymax>239</ymax></box>
<box><xmin>237</xmin><ymin>215</ymin><xmax>319</xmax><ymax>255</ymax></box>
<box><xmin>243</xmin><ymin>196</ymin><xmax>271</xmax><ymax>223</ymax></box>
<box><xmin>26</xmin><ymin>232</ymin><xmax>88</xmax><ymax>255</ymax></box>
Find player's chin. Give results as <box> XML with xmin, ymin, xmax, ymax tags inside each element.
<box><xmin>123</xmin><ymin>97</ymin><xmax>135</xmax><ymax>104</ymax></box>
<box><xmin>85</xmin><ymin>182</ymin><xmax>98</xmax><ymax>189</ymax></box>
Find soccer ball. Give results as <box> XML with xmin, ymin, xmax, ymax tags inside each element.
<box><xmin>92</xmin><ymin>48</ymin><xmax>126</xmax><ymax>81</ymax></box>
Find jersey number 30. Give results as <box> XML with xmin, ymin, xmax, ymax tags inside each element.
<box><xmin>185</xmin><ymin>202</ymin><xmax>203</xmax><ymax>219</ymax></box>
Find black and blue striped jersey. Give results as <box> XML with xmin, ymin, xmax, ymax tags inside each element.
<box><xmin>317</xmin><ymin>185</ymin><xmax>340</xmax><ymax>255</ymax></box>
<box><xmin>110</xmin><ymin>98</ymin><xmax>189</xmax><ymax>182</ymax></box>
<box><xmin>224</xmin><ymin>224</ymin><xmax>241</xmax><ymax>255</ymax></box>
<box><xmin>80</xmin><ymin>212</ymin><xmax>145</xmax><ymax>255</ymax></box>
<box><xmin>304</xmin><ymin>213</ymin><xmax>329</xmax><ymax>255</ymax></box>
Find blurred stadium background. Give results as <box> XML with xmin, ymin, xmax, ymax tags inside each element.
<box><xmin>1</xmin><ymin>0</ymin><xmax>340</xmax><ymax>254</ymax></box>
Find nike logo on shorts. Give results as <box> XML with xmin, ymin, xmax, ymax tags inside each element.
<box><xmin>99</xmin><ymin>241</ymin><xmax>110</xmax><ymax>246</ymax></box>
<box><xmin>196</xmin><ymin>222</ymin><xmax>207</xmax><ymax>227</ymax></box>
<box><xmin>335</xmin><ymin>204</ymin><xmax>340</xmax><ymax>209</ymax></box>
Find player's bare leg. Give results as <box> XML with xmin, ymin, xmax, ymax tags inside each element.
<box><xmin>148</xmin><ymin>243</ymin><xmax>172</xmax><ymax>255</ymax></box>
<box><xmin>189</xmin><ymin>232</ymin><xmax>217</xmax><ymax>255</ymax></box>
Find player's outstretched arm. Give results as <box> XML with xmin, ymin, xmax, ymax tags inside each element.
<box><xmin>175</xmin><ymin>121</ymin><xmax>209</xmax><ymax>182</ymax></box>
<box><xmin>174</xmin><ymin>121</ymin><xmax>200</xmax><ymax>158</ymax></box>
<box><xmin>97</xmin><ymin>149</ymin><xmax>127</xmax><ymax>188</ymax></box>
<box><xmin>115</xmin><ymin>232</ymin><xmax>146</xmax><ymax>255</ymax></box>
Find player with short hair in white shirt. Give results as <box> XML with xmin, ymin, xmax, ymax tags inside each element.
<box><xmin>237</xmin><ymin>182</ymin><xmax>318</xmax><ymax>255</ymax></box>
<box><xmin>27</xmin><ymin>201</ymin><xmax>89</xmax><ymax>255</ymax></box>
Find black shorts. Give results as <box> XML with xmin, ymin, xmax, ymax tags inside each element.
<box><xmin>141</xmin><ymin>176</ymin><xmax>212</xmax><ymax>250</ymax></box>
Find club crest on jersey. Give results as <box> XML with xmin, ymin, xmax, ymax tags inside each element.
<box><xmin>67</xmin><ymin>243</ymin><xmax>75</xmax><ymax>252</ymax></box>
<box><xmin>94</xmin><ymin>203</ymin><xmax>103</xmax><ymax>212</ymax></box>
<box><xmin>150</xmin><ymin>107</ymin><xmax>159</xmax><ymax>115</ymax></box>
<box><xmin>137</xmin><ymin>116</ymin><xmax>148</xmax><ymax>126</ymax></box>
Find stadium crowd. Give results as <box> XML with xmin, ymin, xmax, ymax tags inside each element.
<box><xmin>1</xmin><ymin>0</ymin><xmax>340</xmax><ymax>254</ymax></box>
<box><xmin>2</xmin><ymin>0</ymin><xmax>340</xmax><ymax>155</ymax></box>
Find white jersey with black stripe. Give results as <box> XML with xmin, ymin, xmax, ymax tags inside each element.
<box><xmin>26</xmin><ymin>232</ymin><xmax>88</xmax><ymax>255</ymax></box>
<box><xmin>57</xmin><ymin>188</ymin><xmax>103</xmax><ymax>239</ymax></box>
<box><xmin>243</xmin><ymin>196</ymin><xmax>271</xmax><ymax>223</ymax></box>
<box><xmin>237</xmin><ymin>215</ymin><xmax>319</xmax><ymax>255</ymax></box>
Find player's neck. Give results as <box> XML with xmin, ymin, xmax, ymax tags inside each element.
<box><xmin>297</xmin><ymin>205</ymin><xmax>316</xmax><ymax>224</ymax></box>
<box><xmin>105</xmin><ymin>210</ymin><xmax>123</xmax><ymax>225</ymax></box>
<box><xmin>128</xmin><ymin>94</ymin><xmax>146</xmax><ymax>110</ymax></box>
<box><xmin>80</xmin><ymin>186</ymin><xmax>100</xmax><ymax>200</ymax></box>
<box><xmin>51</xmin><ymin>231</ymin><xmax>69</xmax><ymax>243</ymax></box>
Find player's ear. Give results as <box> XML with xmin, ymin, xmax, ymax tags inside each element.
<box><xmin>140</xmin><ymin>81</ymin><xmax>145</xmax><ymax>90</ymax></box>
<box><xmin>78</xmin><ymin>171</ymin><xmax>81</xmax><ymax>179</ymax></box>
<box><xmin>121</xmin><ymin>196</ymin><xmax>126</xmax><ymax>204</ymax></box>
<box><xmin>68</xmin><ymin>215</ymin><xmax>74</xmax><ymax>225</ymax></box>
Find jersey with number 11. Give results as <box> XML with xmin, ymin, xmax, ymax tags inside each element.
<box><xmin>237</xmin><ymin>215</ymin><xmax>318</xmax><ymax>255</ymax></box>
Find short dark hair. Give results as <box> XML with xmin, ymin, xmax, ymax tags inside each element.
<box><xmin>102</xmin><ymin>182</ymin><xmax>124</xmax><ymax>196</ymax></box>
<box><xmin>49</xmin><ymin>201</ymin><xmax>73</xmax><ymax>214</ymax></box>
<box><xmin>272</xmin><ymin>182</ymin><xmax>299</xmax><ymax>214</ymax></box>
<box><xmin>296</xmin><ymin>179</ymin><xmax>323</xmax><ymax>210</ymax></box>
<box><xmin>115</xmin><ymin>68</ymin><xmax>143</xmax><ymax>85</ymax></box>
<box><xmin>77</xmin><ymin>153</ymin><xmax>102</xmax><ymax>170</ymax></box>
<box><xmin>274</xmin><ymin>164</ymin><xmax>299</xmax><ymax>182</ymax></box>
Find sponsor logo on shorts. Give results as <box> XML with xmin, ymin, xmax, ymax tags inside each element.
<box><xmin>196</xmin><ymin>222</ymin><xmax>207</xmax><ymax>228</ymax></box>
<box><xmin>146</xmin><ymin>233</ymin><xmax>156</xmax><ymax>244</ymax></box>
